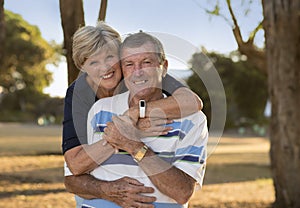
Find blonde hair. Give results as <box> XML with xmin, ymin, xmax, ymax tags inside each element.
<box><xmin>72</xmin><ymin>21</ymin><xmax>121</xmax><ymax>70</ymax></box>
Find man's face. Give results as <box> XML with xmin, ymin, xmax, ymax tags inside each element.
<box><xmin>121</xmin><ymin>42</ymin><xmax>167</xmax><ymax>100</ymax></box>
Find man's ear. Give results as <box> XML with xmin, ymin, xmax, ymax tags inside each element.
<box><xmin>162</xmin><ymin>59</ymin><xmax>168</xmax><ymax>77</ymax></box>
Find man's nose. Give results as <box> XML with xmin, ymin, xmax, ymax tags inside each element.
<box><xmin>133</xmin><ymin>64</ymin><xmax>144</xmax><ymax>76</ymax></box>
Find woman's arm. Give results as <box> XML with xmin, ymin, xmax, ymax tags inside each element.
<box><xmin>148</xmin><ymin>87</ymin><xmax>202</xmax><ymax>118</ymax></box>
<box><xmin>64</xmin><ymin>142</ymin><xmax>115</xmax><ymax>175</ymax></box>
<box><xmin>125</xmin><ymin>87</ymin><xmax>203</xmax><ymax>122</ymax></box>
<box><xmin>63</xmin><ymin>79</ymin><xmax>115</xmax><ymax>175</ymax></box>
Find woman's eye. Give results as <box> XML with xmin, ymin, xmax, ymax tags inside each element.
<box><xmin>106</xmin><ymin>55</ymin><xmax>114</xmax><ymax>60</ymax></box>
<box><xmin>90</xmin><ymin>61</ymin><xmax>98</xmax><ymax>66</ymax></box>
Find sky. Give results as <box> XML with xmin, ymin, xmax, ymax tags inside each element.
<box><xmin>4</xmin><ymin>0</ymin><xmax>264</xmax><ymax>97</ymax></box>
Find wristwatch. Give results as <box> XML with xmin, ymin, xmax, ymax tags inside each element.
<box><xmin>133</xmin><ymin>145</ymin><xmax>148</xmax><ymax>162</ymax></box>
<box><xmin>139</xmin><ymin>100</ymin><xmax>146</xmax><ymax>118</ymax></box>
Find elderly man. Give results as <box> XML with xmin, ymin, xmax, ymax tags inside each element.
<box><xmin>82</xmin><ymin>32</ymin><xmax>208</xmax><ymax>208</ymax></box>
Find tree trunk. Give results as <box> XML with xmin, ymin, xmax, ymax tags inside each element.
<box><xmin>59</xmin><ymin>0</ymin><xmax>85</xmax><ymax>85</ymax></box>
<box><xmin>98</xmin><ymin>0</ymin><xmax>108</xmax><ymax>21</ymax></box>
<box><xmin>263</xmin><ymin>1</ymin><xmax>300</xmax><ymax>207</ymax></box>
<box><xmin>0</xmin><ymin>0</ymin><xmax>5</xmax><ymax>65</ymax></box>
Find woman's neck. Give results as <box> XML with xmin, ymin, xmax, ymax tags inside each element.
<box><xmin>96</xmin><ymin>87</ymin><xmax>114</xmax><ymax>98</ymax></box>
<box><xmin>86</xmin><ymin>75</ymin><xmax>115</xmax><ymax>98</ymax></box>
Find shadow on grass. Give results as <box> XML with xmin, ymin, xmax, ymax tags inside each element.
<box><xmin>0</xmin><ymin>188</ymin><xmax>66</xmax><ymax>199</ymax></box>
<box><xmin>0</xmin><ymin>166</ymin><xmax>66</xmax><ymax>199</ymax></box>
<box><xmin>0</xmin><ymin>151</ymin><xmax>62</xmax><ymax>157</ymax></box>
<box><xmin>204</xmin><ymin>163</ymin><xmax>271</xmax><ymax>185</ymax></box>
<box><xmin>191</xmin><ymin>201</ymin><xmax>273</xmax><ymax>208</ymax></box>
<box><xmin>0</xmin><ymin>166</ymin><xmax>63</xmax><ymax>184</ymax></box>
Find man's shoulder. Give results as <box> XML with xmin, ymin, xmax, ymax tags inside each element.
<box><xmin>90</xmin><ymin>91</ymin><xmax>129</xmax><ymax>113</ymax></box>
<box><xmin>183</xmin><ymin>111</ymin><xmax>207</xmax><ymax>124</ymax></box>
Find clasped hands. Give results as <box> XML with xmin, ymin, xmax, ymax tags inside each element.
<box><xmin>102</xmin><ymin>114</ymin><xmax>173</xmax><ymax>154</ymax></box>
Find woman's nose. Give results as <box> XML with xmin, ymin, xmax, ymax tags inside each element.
<box><xmin>98</xmin><ymin>63</ymin><xmax>110</xmax><ymax>73</ymax></box>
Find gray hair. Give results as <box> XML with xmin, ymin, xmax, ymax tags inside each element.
<box><xmin>120</xmin><ymin>32</ymin><xmax>166</xmax><ymax>64</ymax></box>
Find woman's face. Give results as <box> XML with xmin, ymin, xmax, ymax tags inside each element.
<box><xmin>82</xmin><ymin>47</ymin><xmax>122</xmax><ymax>93</ymax></box>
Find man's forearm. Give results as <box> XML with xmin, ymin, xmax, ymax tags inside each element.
<box><xmin>64</xmin><ymin>174</ymin><xmax>106</xmax><ymax>199</ymax></box>
<box><xmin>133</xmin><ymin>145</ymin><xmax>196</xmax><ymax>204</ymax></box>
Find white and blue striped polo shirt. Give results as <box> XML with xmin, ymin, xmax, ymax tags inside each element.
<box><xmin>82</xmin><ymin>91</ymin><xmax>208</xmax><ymax>208</ymax></box>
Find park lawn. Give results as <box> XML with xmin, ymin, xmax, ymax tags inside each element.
<box><xmin>0</xmin><ymin>123</ymin><xmax>274</xmax><ymax>208</ymax></box>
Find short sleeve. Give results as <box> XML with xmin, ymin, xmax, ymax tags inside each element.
<box><xmin>64</xmin><ymin>161</ymin><xmax>73</xmax><ymax>176</ymax></box>
<box><xmin>162</xmin><ymin>74</ymin><xmax>185</xmax><ymax>96</ymax></box>
<box><xmin>172</xmin><ymin>112</ymin><xmax>208</xmax><ymax>187</ymax></box>
<box><xmin>62</xmin><ymin>83</ymin><xmax>82</xmax><ymax>154</ymax></box>
<box><xmin>62</xmin><ymin>74</ymin><xmax>97</xmax><ymax>154</ymax></box>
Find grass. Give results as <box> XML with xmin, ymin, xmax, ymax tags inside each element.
<box><xmin>0</xmin><ymin>123</ymin><xmax>274</xmax><ymax>208</ymax></box>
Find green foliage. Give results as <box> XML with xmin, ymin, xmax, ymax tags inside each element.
<box><xmin>0</xmin><ymin>10</ymin><xmax>62</xmax><ymax>122</ymax></box>
<box><xmin>1</xmin><ymin>10</ymin><xmax>57</xmax><ymax>92</ymax></box>
<box><xmin>187</xmin><ymin>52</ymin><xmax>268</xmax><ymax>129</ymax></box>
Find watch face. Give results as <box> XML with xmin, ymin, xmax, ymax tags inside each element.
<box><xmin>140</xmin><ymin>100</ymin><xmax>145</xmax><ymax>107</ymax></box>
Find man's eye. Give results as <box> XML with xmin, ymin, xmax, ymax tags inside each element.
<box><xmin>125</xmin><ymin>63</ymin><xmax>133</xmax><ymax>67</ymax></box>
<box><xmin>142</xmin><ymin>61</ymin><xmax>152</xmax><ymax>67</ymax></box>
<box><xmin>143</xmin><ymin>60</ymin><xmax>152</xmax><ymax>64</ymax></box>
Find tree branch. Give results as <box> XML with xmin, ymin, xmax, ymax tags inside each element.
<box><xmin>226</xmin><ymin>0</ymin><xmax>267</xmax><ymax>74</ymax></box>
<box><xmin>247</xmin><ymin>21</ymin><xmax>263</xmax><ymax>45</ymax></box>
<box><xmin>226</xmin><ymin>0</ymin><xmax>244</xmax><ymax>47</ymax></box>
<box><xmin>98</xmin><ymin>0</ymin><xmax>108</xmax><ymax>21</ymax></box>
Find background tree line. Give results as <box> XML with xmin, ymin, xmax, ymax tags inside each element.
<box><xmin>0</xmin><ymin>10</ymin><xmax>63</xmax><ymax>123</ymax></box>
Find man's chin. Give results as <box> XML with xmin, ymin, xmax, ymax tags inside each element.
<box><xmin>131</xmin><ymin>88</ymin><xmax>152</xmax><ymax>99</ymax></box>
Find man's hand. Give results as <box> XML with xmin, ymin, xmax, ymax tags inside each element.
<box><xmin>64</xmin><ymin>175</ymin><xmax>156</xmax><ymax>208</ymax></box>
<box><xmin>106</xmin><ymin>115</ymin><xmax>172</xmax><ymax>139</ymax></box>
<box><xmin>103</xmin><ymin>177</ymin><xmax>156</xmax><ymax>208</ymax></box>
<box><xmin>103</xmin><ymin>116</ymin><xmax>139</xmax><ymax>152</ymax></box>
<box><xmin>103</xmin><ymin>115</ymin><xmax>172</xmax><ymax>152</ymax></box>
